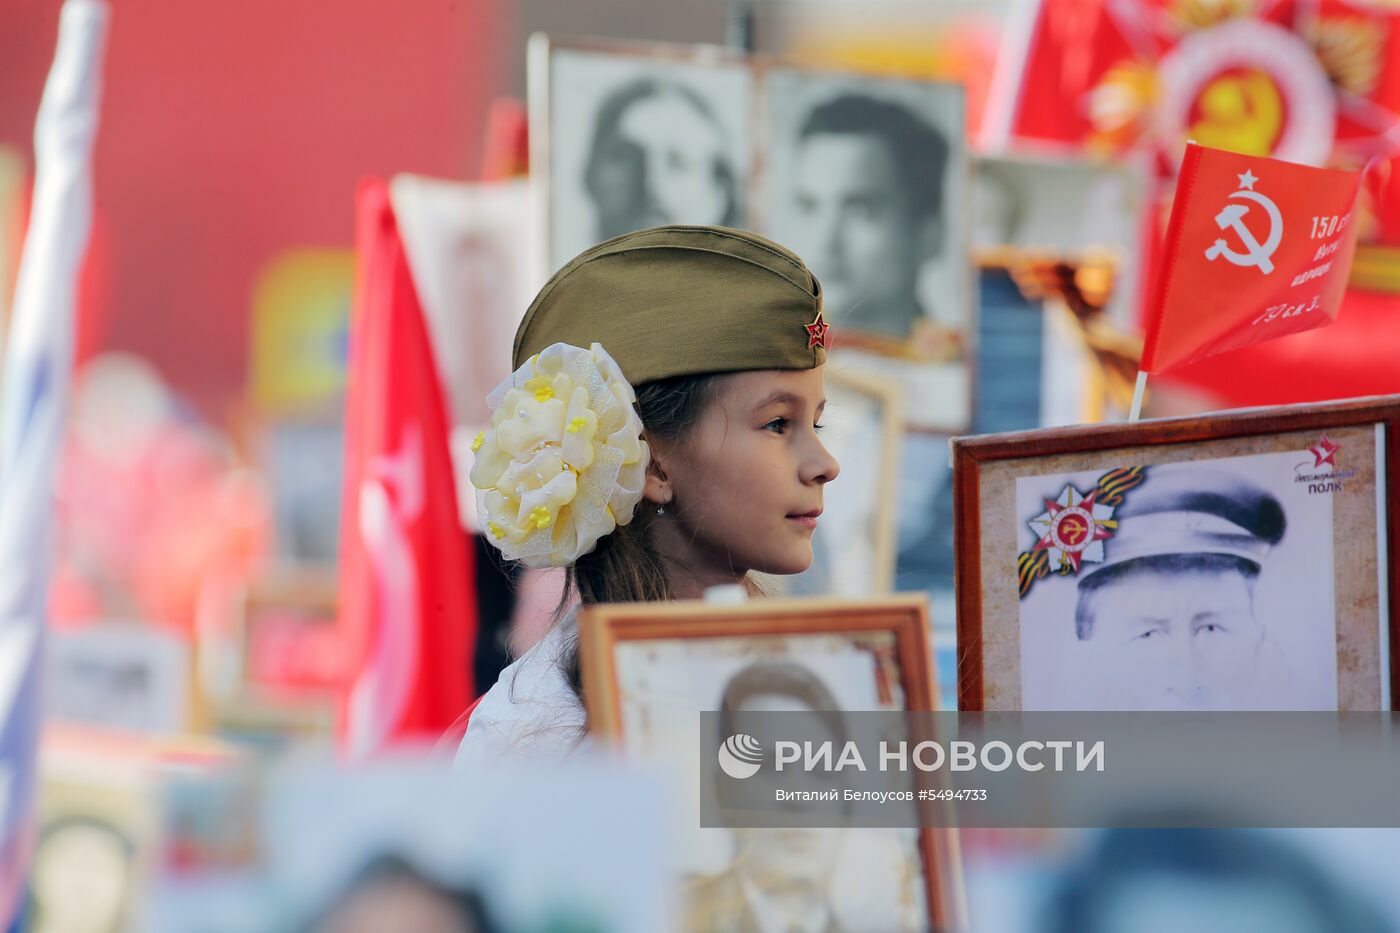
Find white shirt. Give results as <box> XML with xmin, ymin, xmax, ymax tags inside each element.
<box><xmin>454</xmin><ymin>613</ymin><xmax>590</xmax><ymax>770</ymax></box>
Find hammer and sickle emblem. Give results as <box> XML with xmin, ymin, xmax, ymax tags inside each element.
<box><xmin>1204</xmin><ymin>183</ymin><xmax>1284</xmax><ymax>275</ymax></box>
<box><xmin>1060</xmin><ymin>517</ymin><xmax>1087</xmax><ymax>544</ymax></box>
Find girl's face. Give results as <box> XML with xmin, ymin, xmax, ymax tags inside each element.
<box><xmin>650</xmin><ymin>367</ymin><xmax>839</xmax><ymax>585</ymax></box>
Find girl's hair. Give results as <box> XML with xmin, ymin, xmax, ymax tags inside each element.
<box><xmin>548</xmin><ymin>371</ymin><xmax>755</xmax><ymax>700</ymax></box>
<box><xmin>563</xmin><ymin>372</ymin><xmax>723</xmax><ymax>610</ymax></box>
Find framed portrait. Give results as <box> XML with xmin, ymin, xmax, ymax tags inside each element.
<box><xmin>30</xmin><ymin>753</ymin><xmax>148</xmax><ymax>933</ymax></box>
<box><xmin>960</xmin><ymin>827</ymin><xmax>1400</xmax><ymax>932</ymax></box>
<box><xmin>262</xmin><ymin>757</ymin><xmax>671</xmax><ymax>933</ymax></box>
<box><xmin>953</xmin><ymin>397</ymin><xmax>1399</xmax><ymax>711</ymax></box>
<box><xmin>578</xmin><ymin>596</ymin><xmax>959</xmax><ymax>933</ymax></box>
<box><xmin>761</xmin><ymin>67</ymin><xmax>970</xmax><ymax>431</ymax></box>
<box><xmin>146</xmin><ymin>760</ymin><xmax>266</xmax><ymax>933</ymax></box>
<box><xmin>532</xmin><ymin>37</ymin><xmax>973</xmax><ymax>430</ymax></box>
<box><xmin>45</xmin><ymin>622</ymin><xmax>192</xmax><ymax>735</ymax></box>
<box><xmin>232</xmin><ymin>412</ymin><xmax>343</xmax><ymax>568</ymax></box>
<box><xmin>973</xmin><ymin>153</ymin><xmax>1149</xmax><ymax>338</ymax></box>
<box><xmin>532</xmin><ymin>36</ymin><xmax>752</xmax><ymax>272</ymax></box>
<box><xmin>32</xmin><ymin>726</ymin><xmax>241</xmax><ymax>933</ymax></box>
<box><xmin>197</xmin><ymin>569</ymin><xmax>338</xmax><ymax>740</ymax></box>
<box><xmin>390</xmin><ymin>175</ymin><xmax>542</xmax><ymax>431</ymax></box>
<box><xmin>789</xmin><ymin>366</ymin><xmax>903</xmax><ymax>598</ymax></box>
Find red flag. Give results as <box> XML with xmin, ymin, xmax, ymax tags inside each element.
<box><xmin>987</xmin><ymin>0</ymin><xmax>1400</xmax><ymax>183</ymax></box>
<box><xmin>339</xmin><ymin>180</ymin><xmax>475</xmax><ymax>755</ymax></box>
<box><xmin>1141</xmin><ymin>144</ymin><xmax>1363</xmax><ymax>373</ymax></box>
<box><xmin>1160</xmin><ymin>285</ymin><xmax>1400</xmax><ymax>406</ymax></box>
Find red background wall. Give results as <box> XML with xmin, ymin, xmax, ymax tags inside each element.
<box><xmin>0</xmin><ymin>0</ymin><xmax>503</xmax><ymax>416</ymax></box>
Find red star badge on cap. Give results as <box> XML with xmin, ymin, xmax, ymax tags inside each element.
<box><xmin>804</xmin><ymin>310</ymin><xmax>830</xmax><ymax>350</ymax></box>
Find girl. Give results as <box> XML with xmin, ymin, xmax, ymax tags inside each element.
<box><xmin>456</xmin><ymin>224</ymin><xmax>839</xmax><ymax>767</ymax></box>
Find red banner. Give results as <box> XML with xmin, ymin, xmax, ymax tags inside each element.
<box><xmin>1142</xmin><ymin>144</ymin><xmax>1363</xmax><ymax>372</ymax></box>
<box><xmin>339</xmin><ymin>180</ymin><xmax>475</xmax><ymax>755</ymax></box>
<box><xmin>987</xmin><ymin>0</ymin><xmax>1400</xmax><ymax>241</ymax></box>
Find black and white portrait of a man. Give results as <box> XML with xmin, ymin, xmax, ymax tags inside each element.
<box><xmin>765</xmin><ymin>71</ymin><xmax>965</xmax><ymax>344</ymax></box>
<box><xmin>611</xmin><ymin>633</ymin><xmax>929</xmax><ymax>931</ymax></box>
<box><xmin>1017</xmin><ymin>455</ymin><xmax>1340</xmax><ymax>711</ymax></box>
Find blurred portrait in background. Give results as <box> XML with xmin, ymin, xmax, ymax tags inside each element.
<box><xmin>542</xmin><ymin>46</ymin><xmax>749</xmax><ymax>268</ymax></box>
<box><xmin>305</xmin><ymin>854</ymin><xmax>497</xmax><ymax>933</ymax></box>
<box><xmin>1048</xmin><ymin>828</ymin><xmax>1392</xmax><ymax>933</ymax></box>
<box><xmin>27</xmin><ymin>818</ymin><xmax>135</xmax><ymax>933</ymax></box>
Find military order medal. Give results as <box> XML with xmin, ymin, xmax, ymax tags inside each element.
<box><xmin>1018</xmin><ymin>466</ymin><xmax>1147</xmax><ymax>598</ymax></box>
<box><xmin>1028</xmin><ymin>485</ymin><xmax>1117</xmax><ymax>574</ymax></box>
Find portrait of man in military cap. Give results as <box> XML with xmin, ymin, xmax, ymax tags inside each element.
<box><xmin>1015</xmin><ymin>455</ymin><xmax>1341</xmax><ymax>711</ymax></box>
<box><xmin>541</xmin><ymin>45</ymin><xmax>749</xmax><ymax>269</ymax></box>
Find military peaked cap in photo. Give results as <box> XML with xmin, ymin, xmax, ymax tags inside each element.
<box><xmin>1079</xmin><ymin>463</ymin><xmax>1287</xmax><ymax>582</ymax></box>
<box><xmin>513</xmin><ymin>225</ymin><xmax>828</xmax><ymax>385</ymax></box>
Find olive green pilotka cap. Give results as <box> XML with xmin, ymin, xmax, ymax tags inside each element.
<box><xmin>513</xmin><ymin>225</ymin><xmax>829</xmax><ymax>385</ymax></box>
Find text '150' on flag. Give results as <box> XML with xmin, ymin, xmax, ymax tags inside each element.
<box><xmin>1140</xmin><ymin>143</ymin><xmax>1364</xmax><ymax>374</ymax></box>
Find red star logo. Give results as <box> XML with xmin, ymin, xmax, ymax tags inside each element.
<box><xmin>1309</xmin><ymin>435</ymin><xmax>1340</xmax><ymax>470</ymax></box>
<box><xmin>804</xmin><ymin>311</ymin><xmax>830</xmax><ymax>350</ymax></box>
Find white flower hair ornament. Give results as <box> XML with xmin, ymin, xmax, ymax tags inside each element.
<box><xmin>468</xmin><ymin>342</ymin><xmax>650</xmax><ymax>568</ymax></box>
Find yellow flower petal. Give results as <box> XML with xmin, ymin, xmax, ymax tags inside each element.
<box><xmin>478</xmin><ymin>343</ymin><xmax>649</xmax><ymax>568</ymax></box>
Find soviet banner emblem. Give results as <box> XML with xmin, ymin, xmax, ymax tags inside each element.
<box><xmin>1204</xmin><ymin>169</ymin><xmax>1283</xmax><ymax>275</ymax></box>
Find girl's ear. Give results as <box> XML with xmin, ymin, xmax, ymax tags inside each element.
<box><xmin>643</xmin><ymin>443</ymin><xmax>672</xmax><ymax>507</ymax></box>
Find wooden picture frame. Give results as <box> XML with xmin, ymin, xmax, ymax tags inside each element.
<box><xmin>578</xmin><ymin>595</ymin><xmax>962</xmax><ymax>933</ymax></box>
<box><xmin>953</xmin><ymin>396</ymin><xmax>1398</xmax><ymax>712</ymax></box>
<box><xmin>529</xmin><ymin>34</ymin><xmax>973</xmax><ymax>433</ymax></box>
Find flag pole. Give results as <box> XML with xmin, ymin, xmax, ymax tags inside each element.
<box><xmin>1128</xmin><ymin>371</ymin><xmax>1148</xmax><ymax>423</ymax></box>
<box><xmin>0</xmin><ymin>1</ymin><xmax>108</xmax><ymax>922</ymax></box>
